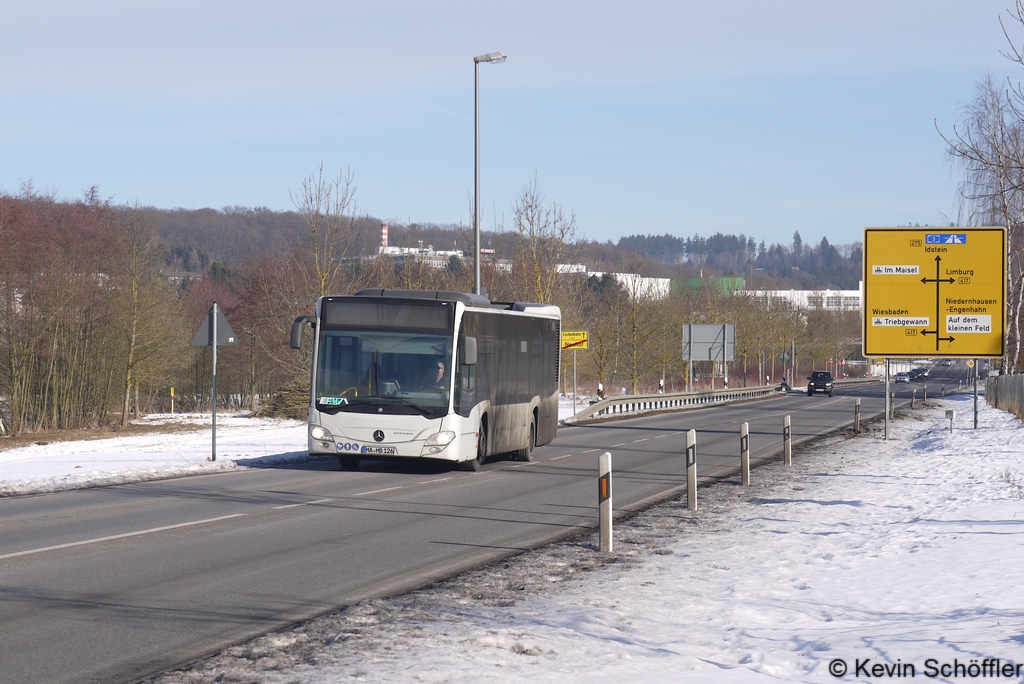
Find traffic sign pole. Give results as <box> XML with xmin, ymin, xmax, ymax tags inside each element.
<box><xmin>560</xmin><ymin>330</ymin><xmax>588</xmax><ymax>415</ymax></box>
<box><xmin>974</xmin><ymin>358</ymin><xmax>979</xmax><ymax>429</ymax></box>
<box><xmin>191</xmin><ymin>302</ymin><xmax>239</xmax><ymax>463</ymax></box>
<box><xmin>212</xmin><ymin>302</ymin><xmax>218</xmax><ymax>462</ymax></box>
<box><xmin>884</xmin><ymin>359</ymin><xmax>890</xmax><ymax>441</ymax></box>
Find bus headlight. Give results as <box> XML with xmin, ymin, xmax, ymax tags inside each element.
<box><xmin>424</xmin><ymin>431</ymin><xmax>456</xmax><ymax>453</ymax></box>
<box><xmin>310</xmin><ymin>425</ymin><xmax>333</xmax><ymax>441</ymax></box>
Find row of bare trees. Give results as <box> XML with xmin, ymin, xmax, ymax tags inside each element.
<box><xmin>0</xmin><ymin>190</ymin><xmax>185</xmax><ymax>434</ymax></box>
<box><xmin>0</xmin><ymin>169</ymin><xmax>860</xmax><ymax>436</ymax></box>
<box><xmin>569</xmin><ymin>273</ymin><xmax>859</xmax><ymax>397</ymax></box>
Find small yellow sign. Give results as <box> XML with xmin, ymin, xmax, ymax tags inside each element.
<box><xmin>863</xmin><ymin>227</ymin><xmax>1005</xmax><ymax>358</ymax></box>
<box><xmin>561</xmin><ymin>330</ymin><xmax>589</xmax><ymax>350</ymax></box>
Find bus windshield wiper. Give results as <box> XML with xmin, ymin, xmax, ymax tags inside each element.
<box><xmin>367</xmin><ymin>396</ymin><xmax>434</xmax><ymax>417</ymax></box>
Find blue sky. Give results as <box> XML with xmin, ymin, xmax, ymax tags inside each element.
<box><xmin>1</xmin><ymin>1</ymin><xmax>1019</xmax><ymax>248</ymax></box>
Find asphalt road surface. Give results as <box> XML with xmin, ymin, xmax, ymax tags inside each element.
<box><xmin>0</xmin><ymin>367</ymin><xmax>968</xmax><ymax>684</ymax></box>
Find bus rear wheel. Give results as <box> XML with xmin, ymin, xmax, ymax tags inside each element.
<box><xmin>516</xmin><ymin>420</ymin><xmax>536</xmax><ymax>462</ymax></box>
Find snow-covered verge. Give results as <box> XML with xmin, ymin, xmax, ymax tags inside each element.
<box><xmin>0</xmin><ymin>402</ymin><xmax>581</xmax><ymax>497</ymax></box>
<box><xmin>0</xmin><ymin>413</ymin><xmax>310</xmax><ymax>497</ymax></box>
<box><xmin>144</xmin><ymin>394</ymin><xmax>1024</xmax><ymax>684</ymax></box>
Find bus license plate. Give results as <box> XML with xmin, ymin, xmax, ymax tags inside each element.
<box><xmin>361</xmin><ymin>445</ymin><xmax>397</xmax><ymax>455</ymax></box>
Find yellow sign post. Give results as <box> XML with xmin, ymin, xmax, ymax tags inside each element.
<box><xmin>561</xmin><ymin>330</ymin><xmax>589</xmax><ymax>350</ymax></box>
<box><xmin>863</xmin><ymin>227</ymin><xmax>1005</xmax><ymax>358</ymax></box>
<box><xmin>561</xmin><ymin>330</ymin><xmax>589</xmax><ymax>416</ymax></box>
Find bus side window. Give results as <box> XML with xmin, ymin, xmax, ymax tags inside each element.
<box><xmin>455</xmin><ymin>354</ymin><xmax>475</xmax><ymax>416</ymax></box>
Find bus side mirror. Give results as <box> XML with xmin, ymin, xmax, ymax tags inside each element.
<box><xmin>461</xmin><ymin>336</ymin><xmax>477</xmax><ymax>366</ymax></box>
<box><xmin>290</xmin><ymin>316</ymin><xmax>316</xmax><ymax>350</ymax></box>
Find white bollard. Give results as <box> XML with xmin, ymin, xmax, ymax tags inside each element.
<box><xmin>854</xmin><ymin>397</ymin><xmax>861</xmax><ymax>432</ymax></box>
<box><xmin>783</xmin><ymin>414</ymin><xmax>792</xmax><ymax>466</ymax></box>
<box><xmin>740</xmin><ymin>422</ymin><xmax>750</xmax><ymax>486</ymax></box>
<box><xmin>686</xmin><ymin>429</ymin><xmax>697</xmax><ymax>511</ymax></box>
<box><xmin>599</xmin><ymin>452</ymin><xmax>612</xmax><ymax>552</ymax></box>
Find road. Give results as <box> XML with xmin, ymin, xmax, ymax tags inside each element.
<box><xmin>0</xmin><ymin>367</ymin><xmax>966</xmax><ymax>684</ymax></box>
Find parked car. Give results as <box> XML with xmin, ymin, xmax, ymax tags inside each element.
<box><xmin>807</xmin><ymin>370</ymin><xmax>834</xmax><ymax>397</ymax></box>
<box><xmin>894</xmin><ymin>372</ymin><xmax>911</xmax><ymax>383</ymax></box>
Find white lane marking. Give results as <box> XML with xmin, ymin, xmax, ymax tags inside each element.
<box><xmin>633</xmin><ymin>438</ymin><xmax>649</xmax><ymax>442</ymax></box>
<box><xmin>550</xmin><ymin>454</ymin><xmax>573</xmax><ymax>460</ymax></box>
<box><xmin>353</xmin><ymin>486</ymin><xmax>403</xmax><ymax>497</ymax></box>
<box><xmin>654</xmin><ymin>434</ymin><xmax>670</xmax><ymax>439</ymax></box>
<box><xmin>582</xmin><ymin>449</ymin><xmax>599</xmax><ymax>453</ymax></box>
<box><xmin>416</xmin><ymin>478</ymin><xmax>451</xmax><ymax>486</ymax></box>
<box><xmin>273</xmin><ymin>498</ymin><xmax>334</xmax><ymax>510</ymax></box>
<box><xmin>611</xmin><ymin>443</ymin><xmax>627</xmax><ymax>448</ymax></box>
<box><xmin>510</xmin><ymin>461</ymin><xmax>540</xmax><ymax>468</ymax></box>
<box><xmin>0</xmin><ymin>513</ymin><xmax>248</xmax><ymax>562</ymax></box>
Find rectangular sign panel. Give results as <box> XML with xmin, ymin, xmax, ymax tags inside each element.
<box><xmin>561</xmin><ymin>330</ymin><xmax>589</xmax><ymax>350</ymax></box>
<box><xmin>862</xmin><ymin>227</ymin><xmax>1005</xmax><ymax>358</ymax></box>
<box><xmin>682</xmin><ymin>324</ymin><xmax>735</xmax><ymax>361</ymax></box>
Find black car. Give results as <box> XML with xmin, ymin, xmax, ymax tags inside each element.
<box><xmin>908</xmin><ymin>368</ymin><xmax>929</xmax><ymax>381</ymax></box>
<box><xmin>807</xmin><ymin>370</ymin><xmax>834</xmax><ymax>397</ymax></box>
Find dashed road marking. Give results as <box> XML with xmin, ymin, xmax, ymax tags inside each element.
<box><xmin>0</xmin><ymin>513</ymin><xmax>248</xmax><ymax>562</ymax></box>
<box><xmin>273</xmin><ymin>498</ymin><xmax>334</xmax><ymax>510</ymax></box>
<box><xmin>415</xmin><ymin>478</ymin><xmax>451</xmax><ymax>486</ymax></box>
<box><xmin>353</xmin><ymin>486</ymin><xmax>403</xmax><ymax>497</ymax></box>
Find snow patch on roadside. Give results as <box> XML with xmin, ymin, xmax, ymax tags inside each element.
<box><xmin>0</xmin><ymin>413</ymin><xmax>310</xmax><ymax>497</ymax></box>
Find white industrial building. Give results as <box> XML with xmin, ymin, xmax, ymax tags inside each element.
<box><xmin>732</xmin><ymin>283</ymin><xmax>863</xmax><ymax>311</ymax></box>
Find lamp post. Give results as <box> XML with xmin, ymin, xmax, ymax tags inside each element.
<box><xmin>473</xmin><ymin>50</ymin><xmax>506</xmax><ymax>296</ymax></box>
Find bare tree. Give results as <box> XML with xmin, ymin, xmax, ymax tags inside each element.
<box><xmin>939</xmin><ymin>4</ymin><xmax>1024</xmax><ymax>370</ymax></box>
<box><xmin>582</xmin><ymin>274</ymin><xmax>624</xmax><ymax>396</ymax></box>
<box><xmin>617</xmin><ymin>268</ymin><xmax>664</xmax><ymax>394</ymax></box>
<box><xmin>113</xmin><ymin>203</ymin><xmax>179</xmax><ymax>426</ymax></box>
<box><xmin>290</xmin><ymin>164</ymin><xmax>364</xmax><ymax>298</ymax></box>
<box><xmin>510</xmin><ymin>176</ymin><xmax>578</xmax><ymax>304</ymax></box>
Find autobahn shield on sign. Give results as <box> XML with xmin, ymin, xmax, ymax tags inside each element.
<box><xmin>863</xmin><ymin>227</ymin><xmax>1005</xmax><ymax>358</ymax></box>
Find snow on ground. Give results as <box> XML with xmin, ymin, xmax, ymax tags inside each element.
<box><xmin>0</xmin><ymin>413</ymin><xmax>309</xmax><ymax>497</ymax></box>
<box><xmin>142</xmin><ymin>394</ymin><xmax>1024</xmax><ymax>684</ymax></box>
<box><xmin>4</xmin><ymin>395</ymin><xmax>1024</xmax><ymax>683</ymax></box>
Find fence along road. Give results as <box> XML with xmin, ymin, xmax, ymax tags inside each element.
<box><xmin>0</xmin><ymin>381</ymin><xmax>903</xmax><ymax>684</ymax></box>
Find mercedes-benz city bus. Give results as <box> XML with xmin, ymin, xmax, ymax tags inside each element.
<box><xmin>290</xmin><ymin>289</ymin><xmax>561</xmax><ymax>471</ymax></box>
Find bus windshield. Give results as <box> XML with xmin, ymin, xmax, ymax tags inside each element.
<box><xmin>315</xmin><ymin>328</ymin><xmax>453</xmax><ymax>418</ymax></box>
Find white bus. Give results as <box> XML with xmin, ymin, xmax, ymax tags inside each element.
<box><xmin>290</xmin><ymin>289</ymin><xmax>561</xmax><ymax>471</ymax></box>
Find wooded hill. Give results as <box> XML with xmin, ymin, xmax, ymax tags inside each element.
<box><xmin>617</xmin><ymin>232</ymin><xmax>863</xmax><ymax>290</ymax></box>
<box><xmin>145</xmin><ymin>206</ymin><xmax>863</xmax><ymax>290</ymax></box>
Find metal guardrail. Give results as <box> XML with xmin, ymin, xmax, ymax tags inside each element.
<box><xmin>563</xmin><ymin>377</ymin><xmax>881</xmax><ymax>425</ymax></box>
<box><xmin>565</xmin><ymin>385</ymin><xmax>781</xmax><ymax>424</ymax></box>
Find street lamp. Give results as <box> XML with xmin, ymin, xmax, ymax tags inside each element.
<box><xmin>473</xmin><ymin>50</ymin><xmax>506</xmax><ymax>296</ymax></box>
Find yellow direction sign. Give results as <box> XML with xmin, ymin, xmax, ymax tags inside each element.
<box><xmin>863</xmin><ymin>227</ymin><xmax>1005</xmax><ymax>358</ymax></box>
<box><xmin>561</xmin><ymin>330</ymin><xmax>589</xmax><ymax>350</ymax></box>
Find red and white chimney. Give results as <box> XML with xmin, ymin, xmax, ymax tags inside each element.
<box><xmin>381</xmin><ymin>222</ymin><xmax>389</xmax><ymax>249</ymax></box>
